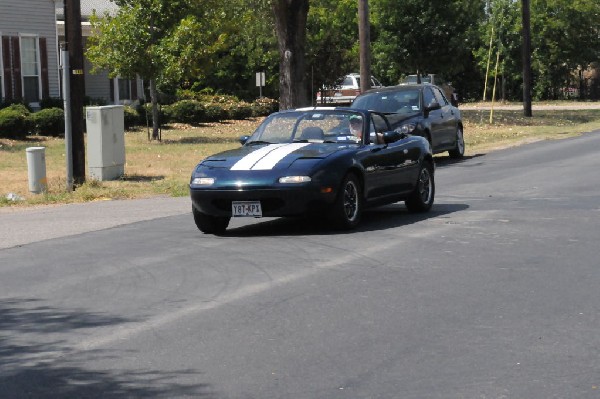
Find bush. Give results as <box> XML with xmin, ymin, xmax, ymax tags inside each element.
<box><xmin>226</xmin><ymin>102</ymin><xmax>253</xmax><ymax>120</ymax></box>
<box><xmin>251</xmin><ymin>97</ymin><xmax>279</xmax><ymax>117</ymax></box>
<box><xmin>32</xmin><ymin>108</ymin><xmax>64</xmax><ymax>136</ymax></box>
<box><xmin>0</xmin><ymin>109</ymin><xmax>31</xmax><ymax>138</ymax></box>
<box><xmin>203</xmin><ymin>103</ymin><xmax>228</xmax><ymax>122</ymax></box>
<box><xmin>40</xmin><ymin>97</ymin><xmax>64</xmax><ymax>109</ymax></box>
<box><xmin>164</xmin><ymin>100</ymin><xmax>206</xmax><ymax>124</ymax></box>
<box><xmin>123</xmin><ymin>106</ymin><xmax>140</xmax><ymax>130</ymax></box>
<box><xmin>4</xmin><ymin>103</ymin><xmax>32</xmax><ymax>116</ymax></box>
<box><xmin>0</xmin><ymin>100</ymin><xmax>32</xmax><ymax>112</ymax></box>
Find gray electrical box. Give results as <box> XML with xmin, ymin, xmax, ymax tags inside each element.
<box><xmin>86</xmin><ymin>105</ymin><xmax>125</xmax><ymax>181</ymax></box>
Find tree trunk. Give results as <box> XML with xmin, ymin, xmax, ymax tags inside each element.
<box><xmin>272</xmin><ymin>0</ymin><xmax>309</xmax><ymax>110</ymax></box>
<box><xmin>149</xmin><ymin>78</ymin><xmax>160</xmax><ymax>140</ymax></box>
<box><xmin>358</xmin><ymin>0</ymin><xmax>372</xmax><ymax>94</ymax></box>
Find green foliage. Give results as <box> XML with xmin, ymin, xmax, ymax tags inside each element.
<box><xmin>251</xmin><ymin>97</ymin><xmax>279</xmax><ymax>117</ymax></box>
<box><xmin>164</xmin><ymin>100</ymin><xmax>207</xmax><ymax>124</ymax></box>
<box><xmin>529</xmin><ymin>0</ymin><xmax>600</xmax><ymax>99</ymax></box>
<box><xmin>307</xmin><ymin>0</ymin><xmax>360</xmax><ymax>90</ymax></box>
<box><xmin>0</xmin><ymin>109</ymin><xmax>31</xmax><ymax>139</ymax></box>
<box><xmin>474</xmin><ymin>0</ymin><xmax>600</xmax><ymax>101</ymax></box>
<box><xmin>32</xmin><ymin>108</ymin><xmax>65</xmax><ymax>136</ymax></box>
<box><xmin>225</xmin><ymin>102</ymin><xmax>253</xmax><ymax>120</ymax></box>
<box><xmin>370</xmin><ymin>0</ymin><xmax>485</xmax><ymax>95</ymax></box>
<box><xmin>123</xmin><ymin>106</ymin><xmax>140</xmax><ymax>130</ymax></box>
<box><xmin>2</xmin><ymin>103</ymin><xmax>32</xmax><ymax>115</ymax></box>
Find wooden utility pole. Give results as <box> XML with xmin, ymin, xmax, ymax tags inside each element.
<box><xmin>64</xmin><ymin>0</ymin><xmax>86</xmax><ymax>185</ymax></box>
<box><xmin>358</xmin><ymin>0</ymin><xmax>371</xmax><ymax>93</ymax></box>
<box><xmin>521</xmin><ymin>0</ymin><xmax>533</xmax><ymax>117</ymax></box>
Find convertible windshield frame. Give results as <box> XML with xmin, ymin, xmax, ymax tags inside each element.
<box><xmin>245</xmin><ymin>110</ymin><xmax>368</xmax><ymax>145</ymax></box>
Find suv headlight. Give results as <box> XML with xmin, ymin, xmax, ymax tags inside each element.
<box><xmin>396</xmin><ymin>123</ymin><xmax>417</xmax><ymax>134</ymax></box>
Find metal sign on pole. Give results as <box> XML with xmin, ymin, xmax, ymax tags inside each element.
<box><xmin>60</xmin><ymin>44</ymin><xmax>73</xmax><ymax>191</ymax></box>
<box><xmin>256</xmin><ymin>72</ymin><xmax>265</xmax><ymax>98</ymax></box>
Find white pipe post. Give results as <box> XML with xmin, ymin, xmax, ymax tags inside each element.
<box><xmin>61</xmin><ymin>46</ymin><xmax>73</xmax><ymax>191</ymax></box>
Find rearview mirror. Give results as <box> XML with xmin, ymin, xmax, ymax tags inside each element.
<box><xmin>239</xmin><ymin>135</ymin><xmax>250</xmax><ymax>145</ymax></box>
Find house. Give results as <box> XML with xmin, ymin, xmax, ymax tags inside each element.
<box><xmin>55</xmin><ymin>0</ymin><xmax>144</xmax><ymax>105</ymax></box>
<box><xmin>0</xmin><ymin>0</ymin><xmax>143</xmax><ymax>108</ymax></box>
<box><xmin>0</xmin><ymin>0</ymin><xmax>60</xmax><ymax>107</ymax></box>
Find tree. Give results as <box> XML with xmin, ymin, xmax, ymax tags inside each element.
<box><xmin>474</xmin><ymin>0</ymin><xmax>522</xmax><ymax>101</ymax></box>
<box><xmin>271</xmin><ymin>0</ymin><xmax>310</xmax><ymax>109</ymax></box>
<box><xmin>191</xmin><ymin>0</ymin><xmax>280</xmax><ymax>101</ymax></box>
<box><xmin>370</xmin><ymin>0</ymin><xmax>485</xmax><ymax>97</ymax></box>
<box><xmin>529</xmin><ymin>0</ymin><xmax>600</xmax><ymax>99</ymax></box>
<box><xmin>306</xmin><ymin>0</ymin><xmax>358</xmax><ymax>101</ymax></box>
<box><xmin>87</xmin><ymin>0</ymin><xmax>229</xmax><ymax>139</ymax></box>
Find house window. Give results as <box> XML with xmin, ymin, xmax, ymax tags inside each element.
<box><xmin>118</xmin><ymin>78</ymin><xmax>131</xmax><ymax>100</ymax></box>
<box><xmin>20</xmin><ymin>36</ymin><xmax>40</xmax><ymax>104</ymax></box>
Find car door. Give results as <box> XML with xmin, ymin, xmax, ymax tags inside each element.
<box><xmin>432</xmin><ymin>86</ymin><xmax>458</xmax><ymax>148</ymax></box>
<box><xmin>361</xmin><ymin>113</ymin><xmax>417</xmax><ymax>200</ymax></box>
<box><xmin>423</xmin><ymin>86</ymin><xmax>445</xmax><ymax>152</ymax></box>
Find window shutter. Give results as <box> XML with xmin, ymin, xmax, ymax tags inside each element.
<box><xmin>109</xmin><ymin>78</ymin><xmax>114</xmax><ymax>102</ymax></box>
<box><xmin>2</xmin><ymin>36</ymin><xmax>12</xmax><ymax>100</ymax></box>
<box><xmin>131</xmin><ymin>78</ymin><xmax>138</xmax><ymax>100</ymax></box>
<box><xmin>11</xmin><ymin>36</ymin><xmax>22</xmax><ymax>100</ymax></box>
<box><xmin>39</xmin><ymin>37</ymin><xmax>49</xmax><ymax>99</ymax></box>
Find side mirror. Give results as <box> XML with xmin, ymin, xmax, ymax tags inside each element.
<box><xmin>424</xmin><ymin>101</ymin><xmax>441</xmax><ymax>112</ymax></box>
<box><xmin>382</xmin><ymin>130</ymin><xmax>405</xmax><ymax>144</ymax></box>
<box><xmin>239</xmin><ymin>135</ymin><xmax>250</xmax><ymax>145</ymax></box>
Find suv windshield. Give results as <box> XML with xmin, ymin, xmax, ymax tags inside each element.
<box><xmin>352</xmin><ymin>90</ymin><xmax>421</xmax><ymax>114</ymax></box>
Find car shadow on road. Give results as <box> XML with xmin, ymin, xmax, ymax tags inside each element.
<box><xmin>434</xmin><ymin>153</ymin><xmax>485</xmax><ymax>167</ymax></box>
<box><xmin>221</xmin><ymin>202</ymin><xmax>469</xmax><ymax>237</ymax></box>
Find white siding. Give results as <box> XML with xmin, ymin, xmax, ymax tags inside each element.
<box><xmin>84</xmin><ymin>54</ymin><xmax>111</xmax><ymax>102</ymax></box>
<box><xmin>0</xmin><ymin>0</ymin><xmax>60</xmax><ymax>99</ymax></box>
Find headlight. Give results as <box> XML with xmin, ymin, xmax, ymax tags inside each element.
<box><xmin>278</xmin><ymin>176</ymin><xmax>311</xmax><ymax>184</ymax></box>
<box><xmin>397</xmin><ymin>123</ymin><xmax>416</xmax><ymax>134</ymax></box>
<box><xmin>191</xmin><ymin>177</ymin><xmax>215</xmax><ymax>185</ymax></box>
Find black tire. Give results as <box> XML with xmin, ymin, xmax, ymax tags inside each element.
<box><xmin>330</xmin><ymin>173</ymin><xmax>362</xmax><ymax>229</ymax></box>
<box><xmin>193</xmin><ymin>206</ymin><xmax>230</xmax><ymax>235</ymax></box>
<box><xmin>405</xmin><ymin>161</ymin><xmax>435</xmax><ymax>213</ymax></box>
<box><xmin>448</xmin><ymin>125</ymin><xmax>465</xmax><ymax>158</ymax></box>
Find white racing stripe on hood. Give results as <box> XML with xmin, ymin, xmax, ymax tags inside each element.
<box><xmin>231</xmin><ymin>143</ymin><xmax>310</xmax><ymax>171</ymax></box>
<box><xmin>230</xmin><ymin>144</ymin><xmax>286</xmax><ymax>170</ymax></box>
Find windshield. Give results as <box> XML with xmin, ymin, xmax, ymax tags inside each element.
<box><xmin>352</xmin><ymin>90</ymin><xmax>421</xmax><ymax>114</ymax></box>
<box><xmin>246</xmin><ymin>111</ymin><xmax>365</xmax><ymax>145</ymax></box>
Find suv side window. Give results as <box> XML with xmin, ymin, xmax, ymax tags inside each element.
<box><xmin>342</xmin><ymin>76</ymin><xmax>354</xmax><ymax>87</ymax></box>
<box><xmin>423</xmin><ymin>87</ymin><xmax>436</xmax><ymax>108</ymax></box>
<box><xmin>432</xmin><ymin>87</ymin><xmax>449</xmax><ymax>106</ymax></box>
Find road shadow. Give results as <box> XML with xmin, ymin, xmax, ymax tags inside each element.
<box><xmin>0</xmin><ymin>298</ymin><xmax>216</xmax><ymax>398</ymax></box>
<box><xmin>434</xmin><ymin>153</ymin><xmax>486</xmax><ymax>167</ymax></box>
<box><xmin>220</xmin><ymin>202</ymin><xmax>469</xmax><ymax>237</ymax></box>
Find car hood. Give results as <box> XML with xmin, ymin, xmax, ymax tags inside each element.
<box><xmin>198</xmin><ymin>142</ymin><xmax>346</xmax><ymax>171</ymax></box>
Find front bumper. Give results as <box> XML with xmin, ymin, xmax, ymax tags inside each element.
<box><xmin>190</xmin><ymin>185</ymin><xmax>338</xmax><ymax>218</ymax></box>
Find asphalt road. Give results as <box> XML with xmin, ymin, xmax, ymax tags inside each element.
<box><xmin>1</xmin><ymin>131</ymin><xmax>600</xmax><ymax>398</ymax></box>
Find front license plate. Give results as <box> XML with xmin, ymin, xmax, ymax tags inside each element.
<box><xmin>232</xmin><ymin>201</ymin><xmax>262</xmax><ymax>217</ymax></box>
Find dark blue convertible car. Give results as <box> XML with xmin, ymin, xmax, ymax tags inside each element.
<box><xmin>190</xmin><ymin>108</ymin><xmax>435</xmax><ymax>234</ymax></box>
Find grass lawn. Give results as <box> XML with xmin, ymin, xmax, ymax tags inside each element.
<box><xmin>2</xmin><ymin>106</ymin><xmax>600</xmax><ymax>207</ymax></box>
